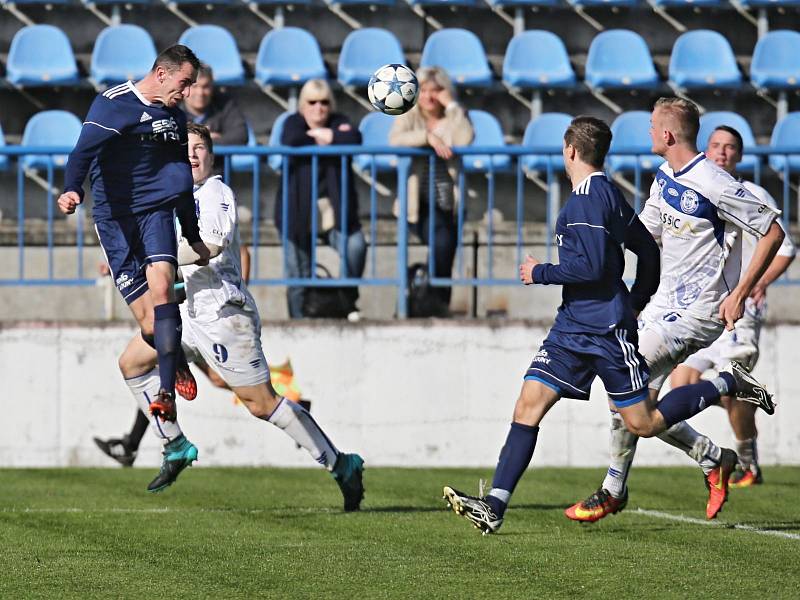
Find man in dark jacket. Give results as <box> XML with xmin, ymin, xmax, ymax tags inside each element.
<box><xmin>275</xmin><ymin>79</ymin><xmax>366</xmax><ymax>319</ymax></box>
<box><xmin>183</xmin><ymin>63</ymin><xmax>248</xmax><ymax>146</ymax></box>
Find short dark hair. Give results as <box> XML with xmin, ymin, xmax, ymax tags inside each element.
<box><xmin>152</xmin><ymin>45</ymin><xmax>200</xmax><ymax>74</ymax></box>
<box><xmin>564</xmin><ymin>116</ymin><xmax>612</xmax><ymax>167</ymax></box>
<box><xmin>187</xmin><ymin>122</ymin><xmax>213</xmax><ymax>153</ymax></box>
<box><xmin>711</xmin><ymin>125</ymin><xmax>744</xmax><ymax>153</ymax></box>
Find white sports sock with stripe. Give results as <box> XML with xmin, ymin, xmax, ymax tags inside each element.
<box><xmin>601</xmin><ymin>411</ymin><xmax>638</xmax><ymax>499</ymax></box>
<box><xmin>125</xmin><ymin>368</ymin><xmax>182</xmax><ymax>444</ymax></box>
<box><xmin>267</xmin><ymin>397</ymin><xmax>339</xmax><ymax>470</ymax></box>
<box><xmin>735</xmin><ymin>437</ymin><xmax>757</xmax><ymax>471</ymax></box>
<box><xmin>657</xmin><ymin>421</ymin><xmax>721</xmax><ymax>475</ymax></box>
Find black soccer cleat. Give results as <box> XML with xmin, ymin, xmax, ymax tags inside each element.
<box><xmin>331</xmin><ymin>453</ymin><xmax>365</xmax><ymax>511</ymax></box>
<box><xmin>93</xmin><ymin>435</ymin><xmax>137</xmax><ymax>467</ymax></box>
<box><xmin>443</xmin><ymin>486</ymin><xmax>503</xmax><ymax>534</ymax></box>
<box><xmin>722</xmin><ymin>361</ymin><xmax>776</xmax><ymax>415</ymax></box>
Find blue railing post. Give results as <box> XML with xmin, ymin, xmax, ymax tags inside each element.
<box><xmin>396</xmin><ymin>159</ymin><xmax>410</xmax><ymax>319</ymax></box>
<box><xmin>251</xmin><ymin>156</ymin><xmax>261</xmax><ymax>281</ymax></box>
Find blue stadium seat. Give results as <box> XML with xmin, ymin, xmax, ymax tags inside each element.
<box><xmin>83</xmin><ymin>0</ymin><xmax>150</xmax><ymax>6</ymax></box>
<box><xmin>669</xmin><ymin>30</ymin><xmax>742</xmax><ymax>90</ymax></box>
<box><xmin>179</xmin><ymin>25</ymin><xmax>246</xmax><ymax>86</ymax></box>
<box><xmin>650</xmin><ymin>0</ymin><xmax>720</xmax><ymax>6</ymax></box>
<box><xmin>91</xmin><ymin>26</ymin><xmax>157</xmax><ymax>86</ymax></box>
<box><xmin>407</xmin><ymin>0</ymin><xmax>479</xmax><ymax>5</ymax></box>
<box><xmin>229</xmin><ymin>124</ymin><xmax>259</xmax><ymax>172</ymax></box>
<box><xmin>567</xmin><ymin>0</ymin><xmax>639</xmax><ymax>7</ymax></box>
<box><xmin>585</xmin><ymin>30</ymin><xmax>659</xmax><ymax>90</ymax></box>
<box><xmin>735</xmin><ymin>0</ymin><xmax>800</xmax><ymax>6</ymax></box>
<box><xmin>20</xmin><ymin>111</ymin><xmax>83</xmax><ymax>171</ymax></box>
<box><xmin>769</xmin><ymin>112</ymin><xmax>800</xmax><ymax>174</ymax></box>
<box><xmin>697</xmin><ymin>111</ymin><xmax>758</xmax><ymax>173</ymax></box>
<box><xmin>353</xmin><ymin>111</ymin><xmax>409</xmax><ymax>174</ymax></box>
<box><xmin>419</xmin><ymin>29</ymin><xmax>492</xmax><ymax>87</ymax></box>
<box><xmin>521</xmin><ymin>113</ymin><xmax>572</xmax><ymax>173</ymax></box>
<box><xmin>6</xmin><ymin>25</ymin><xmax>80</xmax><ymax>87</ymax></box>
<box><xmin>328</xmin><ymin>0</ymin><xmax>394</xmax><ymax>4</ymax></box>
<box><xmin>751</xmin><ymin>30</ymin><xmax>800</xmax><ymax>91</ymax></box>
<box><xmin>268</xmin><ymin>111</ymin><xmax>293</xmax><ymax>172</ymax></box>
<box><xmin>606</xmin><ymin>111</ymin><xmax>663</xmax><ymax>175</ymax></box>
<box><xmin>255</xmin><ymin>28</ymin><xmax>327</xmax><ymax>87</ymax></box>
<box><xmin>463</xmin><ymin>110</ymin><xmax>511</xmax><ymax>173</ymax></box>
<box><xmin>167</xmin><ymin>0</ymin><xmax>231</xmax><ymax>5</ymax></box>
<box><xmin>487</xmin><ymin>0</ymin><xmax>559</xmax><ymax>6</ymax></box>
<box><xmin>338</xmin><ymin>29</ymin><xmax>405</xmax><ymax>88</ymax></box>
<box><xmin>502</xmin><ymin>31</ymin><xmax>576</xmax><ymax>90</ymax></box>
<box><xmin>0</xmin><ymin>123</ymin><xmax>8</xmax><ymax>172</ymax></box>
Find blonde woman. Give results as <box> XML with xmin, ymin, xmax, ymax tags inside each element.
<box><xmin>275</xmin><ymin>79</ymin><xmax>365</xmax><ymax>318</ymax></box>
<box><xmin>390</xmin><ymin>67</ymin><xmax>474</xmax><ymax>309</ymax></box>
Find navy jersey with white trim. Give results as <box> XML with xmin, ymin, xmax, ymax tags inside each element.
<box><xmin>63</xmin><ymin>81</ymin><xmax>193</xmax><ymax>222</ymax></box>
<box><xmin>532</xmin><ymin>173</ymin><xmax>660</xmax><ymax>335</ymax></box>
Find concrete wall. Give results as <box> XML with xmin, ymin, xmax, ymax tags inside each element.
<box><xmin>1</xmin><ymin>321</ymin><xmax>797</xmax><ymax>469</ymax></box>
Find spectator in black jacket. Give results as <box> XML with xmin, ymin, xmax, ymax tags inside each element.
<box><xmin>183</xmin><ymin>63</ymin><xmax>248</xmax><ymax>146</ymax></box>
<box><xmin>275</xmin><ymin>79</ymin><xmax>366</xmax><ymax>319</ymax></box>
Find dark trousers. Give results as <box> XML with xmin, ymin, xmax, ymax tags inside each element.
<box><xmin>413</xmin><ymin>208</ymin><xmax>457</xmax><ymax>306</ymax></box>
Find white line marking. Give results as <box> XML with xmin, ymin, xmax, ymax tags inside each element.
<box><xmin>635</xmin><ymin>508</ymin><xmax>800</xmax><ymax>541</ymax></box>
<box><xmin>0</xmin><ymin>507</ymin><xmax>336</xmax><ymax>515</ymax></box>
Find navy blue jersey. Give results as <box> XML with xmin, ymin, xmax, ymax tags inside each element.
<box><xmin>64</xmin><ymin>81</ymin><xmax>193</xmax><ymax>222</ymax></box>
<box><xmin>532</xmin><ymin>172</ymin><xmax>660</xmax><ymax>335</ymax></box>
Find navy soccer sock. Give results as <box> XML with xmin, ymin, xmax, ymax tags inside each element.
<box><xmin>153</xmin><ymin>303</ymin><xmax>182</xmax><ymax>394</ymax></box>
<box><xmin>656</xmin><ymin>372</ymin><xmax>735</xmax><ymax>429</ymax></box>
<box><xmin>486</xmin><ymin>422</ymin><xmax>539</xmax><ymax>517</ymax></box>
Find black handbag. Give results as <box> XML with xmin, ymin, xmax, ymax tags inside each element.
<box><xmin>302</xmin><ymin>265</ymin><xmax>357</xmax><ymax>319</ymax></box>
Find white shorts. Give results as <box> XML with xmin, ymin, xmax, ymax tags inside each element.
<box><xmin>180</xmin><ymin>303</ymin><xmax>270</xmax><ymax>388</ymax></box>
<box><xmin>683</xmin><ymin>317</ymin><xmax>761</xmax><ymax>374</ymax></box>
<box><xmin>638</xmin><ymin>305</ymin><xmax>725</xmax><ymax>391</ymax></box>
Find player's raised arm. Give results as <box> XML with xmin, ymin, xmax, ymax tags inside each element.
<box><xmin>61</xmin><ymin>96</ymin><xmax>129</xmax><ymax>207</ymax></box>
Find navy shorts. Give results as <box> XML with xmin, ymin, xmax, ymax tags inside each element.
<box><xmin>95</xmin><ymin>208</ymin><xmax>178</xmax><ymax>304</ymax></box>
<box><xmin>525</xmin><ymin>327</ymin><xmax>650</xmax><ymax>408</ymax></box>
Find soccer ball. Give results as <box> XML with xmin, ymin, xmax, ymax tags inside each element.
<box><xmin>367</xmin><ymin>64</ymin><xmax>419</xmax><ymax>116</ymax></box>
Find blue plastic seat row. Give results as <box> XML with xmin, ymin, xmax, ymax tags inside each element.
<box><xmin>8</xmin><ymin>24</ymin><xmax>800</xmax><ymax>98</ymax></box>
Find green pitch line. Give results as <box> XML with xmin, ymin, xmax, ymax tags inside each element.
<box><xmin>1</xmin><ymin>466</ymin><xmax>798</xmax><ymax>599</ymax></box>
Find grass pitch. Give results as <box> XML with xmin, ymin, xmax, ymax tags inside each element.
<box><xmin>1</xmin><ymin>466</ymin><xmax>798</xmax><ymax>599</ymax></box>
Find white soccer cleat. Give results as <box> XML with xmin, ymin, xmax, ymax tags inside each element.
<box><xmin>721</xmin><ymin>361</ymin><xmax>776</xmax><ymax>415</ymax></box>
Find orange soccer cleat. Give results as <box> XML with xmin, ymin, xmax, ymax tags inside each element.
<box><xmin>149</xmin><ymin>389</ymin><xmax>177</xmax><ymax>423</ymax></box>
<box><xmin>705</xmin><ymin>448</ymin><xmax>737</xmax><ymax>519</ymax></box>
<box><xmin>729</xmin><ymin>466</ymin><xmax>763</xmax><ymax>489</ymax></box>
<box><xmin>175</xmin><ymin>358</ymin><xmax>197</xmax><ymax>401</ymax></box>
<box><xmin>565</xmin><ymin>487</ymin><xmax>628</xmax><ymax>523</ymax></box>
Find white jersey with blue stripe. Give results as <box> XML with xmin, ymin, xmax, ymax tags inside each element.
<box><xmin>640</xmin><ymin>153</ymin><xmax>780</xmax><ymax>319</ymax></box>
<box><xmin>178</xmin><ymin>176</ymin><xmax>255</xmax><ymax>322</ymax></box>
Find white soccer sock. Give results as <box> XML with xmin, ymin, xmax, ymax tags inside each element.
<box><xmin>657</xmin><ymin>421</ymin><xmax>721</xmax><ymax>475</ymax></box>
<box><xmin>735</xmin><ymin>437</ymin><xmax>758</xmax><ymax>471</ymax></box>
<box><xmin>125</xmin><ymin>368</ymin><xmax>183</xmax><ymax>444</ymax></box>
<box><xmin>601</xmin><ymin>411</ymin><xmax>639</xmax><ymax>499</ymax></box>
<box><xmin>267</xmin><ymin>397</ymin><xmax>339</xmax><ymax>470</ymax></box>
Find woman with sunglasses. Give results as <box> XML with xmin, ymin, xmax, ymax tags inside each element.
<box><xmin>275</xmin><ymin>79</ymin><xmax>366</xmax><ymax>319</ymax></box>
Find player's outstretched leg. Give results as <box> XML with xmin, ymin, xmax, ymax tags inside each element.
<box><xmin>124</xmin><ymin>367</ymin><xmax>199</xmax><ymax>492</ymax></box>
<box><xmin>444</xmin><ymin>379</ymin><xmax>558</xmax><ymax>534</ymax></box>
<box><xmin>93</xmin><ymin>409</ymin><xmax>150</xmax><ymax>467</ymax></box>
<box><xmin>565</xmin><ymin>411</ymin><xmax>633</xmax><ymax>523</ymax></box>
<box><xmin>236</xmin><ymin>383</ymin><xmax>364</xmax><ymax>511</ymax></box>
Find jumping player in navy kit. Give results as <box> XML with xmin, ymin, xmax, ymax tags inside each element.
<box><xmin>58</xmin><ymin>45</ymin><xmax>210</xmax><ymax>422</ymax></box>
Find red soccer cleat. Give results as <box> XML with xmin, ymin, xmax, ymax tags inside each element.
<box><xmin>565</xmin><ymin>487</ymin><xmax>628</xmax><ymax>523</ymax></box>
<box><xmin>705</xmin><ymin>448</ymin><xmax>737</xmax><ymax>519</ymax></box>
<box><xmin>149</xmin><ymin>389</ymin><xmax>177</xmax><ymax>423</ymax></box>
<box><xmin>175</xmin><ymin>360</ymin><xmax>197</xmax><ymax>401</ymax></box>
<box><xmin>729</xmin><ymin>466</ymin><xmax>763</xmax><ymax>489</ymax></box>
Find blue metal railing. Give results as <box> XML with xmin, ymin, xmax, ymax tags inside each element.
<box><xmin>1</xmin><ymin>144</ymin><xmax>799</xmax><ymax>318</ymax></box>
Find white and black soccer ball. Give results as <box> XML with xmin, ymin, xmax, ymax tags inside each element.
<box><xmin>367</xmin><ymin>64</ymin><xmax>419</xmax><ymax>116</ymax></box>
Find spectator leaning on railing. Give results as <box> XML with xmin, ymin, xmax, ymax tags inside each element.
<box><xmin>182</xmin><ymin>63</ymin><xmax>248</xmax><ymax>146</ymax></box>
<box><xmin>275</xmin><ymin>79</ymin><xmax>366</xmax><ymax>319</ymax></box>
<box><xmin>389</xmin><ymin>66</ymin><xmax>474</xmax><ymax>311</ymax></box>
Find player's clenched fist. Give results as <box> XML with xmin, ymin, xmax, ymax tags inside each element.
<box><xmin>519</xmin><ymin>254</ymin><xmax>539</xmax><ymax>285</ymax></box>
<box><xmin>57</xmin><ymin>191</ymin><xmax>82</xmax><ymax>215</ymax></box>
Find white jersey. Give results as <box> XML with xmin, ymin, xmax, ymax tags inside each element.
<box><xmin>736</xmin><ymin>180</ymin><xmax>796</xmax><ymax>324</ymax></box>
<box><xmin>180</xmin><ymin>175</ymin><xmax>256</xmax><ymax>322</ymax></box>
<box><xmin>639</xmin><ymin>154</ymin><xmax>780</xmax><ymax>320</ymax></box>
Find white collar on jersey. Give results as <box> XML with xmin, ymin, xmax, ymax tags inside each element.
<box><xmin>572</xmin><ymin>171</ymin><xmax>605</xmax><ymax>192</ymax></box>
<box><xmin>193</xmin><ymin>174</ymin><xmax>222</xmax><ymax>192</ymax></box>
<box><xmin>672</xmin><ymin>152</ymin><xmax>706</xmax><ymax>177</ymax></box>
<box><xmin>127</xmin><ymin>80</ymin><xmax>154</xmax><ymax>107</ymax></box>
